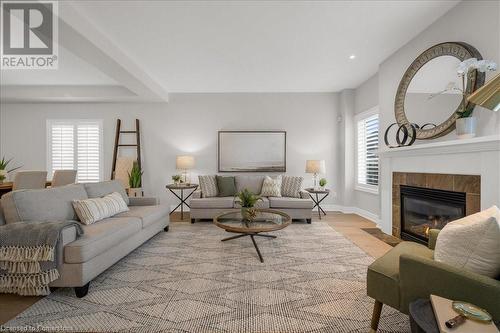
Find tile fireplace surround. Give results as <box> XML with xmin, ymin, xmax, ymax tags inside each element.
<box><xmin>392</xmin><ymin>172</ymin><xmax>481</xmax><ymax>238</ymax></box>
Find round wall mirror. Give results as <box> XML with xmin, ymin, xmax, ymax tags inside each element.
<box><xmin>395</xmin><ymin>42</ymin><xmax>485</xmax><ymax>139</ymax></box>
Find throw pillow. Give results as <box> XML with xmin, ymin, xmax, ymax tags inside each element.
<box><xmin>198</xmin><ymin>175</ymin><xmax>218</xmax><ymax>197</ymax></box>
<box><xmin>73</xmin><ymin>192</ymin><xmax>129</xmax><ymax>225</ymax></box>
<box><xmin>260</xmin><ymin>176</ymin><xmax>282</xmax><ymax>197</ymax></box>
<box><xmin>281</xmin><ymin>176</ymin><xmax>303</xmax><ymax>198</ymax></box>
<box><xmin>434</xmin><ymin>205</ymin><xmax>500</xmax><ymax>278</ymax></box>
<box><xmin>216</xmin><ymin>176</ymin><xmax>236</xmax><ymax>197</ymax></box>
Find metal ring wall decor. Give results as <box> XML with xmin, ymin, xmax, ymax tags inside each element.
<box><xmin>384</xmin><ymin>123</ymin><xmax>417</xmax><ymax>148</ymax></box>
<box><xmin>394</xmin><ymin>42</ymin><xmax>485</xmax><ymax>140</ymax></box>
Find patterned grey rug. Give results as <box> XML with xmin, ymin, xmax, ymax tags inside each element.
<box><xmin>5</xmin><ymin>222</ymin><xmax>409</xmax><ymax>332</ymax></box>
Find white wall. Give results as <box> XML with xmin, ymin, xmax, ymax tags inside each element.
<box><xmin>353</xmin><ymin>74</ymin><xmax>380</xmax><ymax>218</ymax></box>
<box><xmin>0</xmin><ymin>93</ymin><xmax>340</xmax><ymax>209</ymax></box>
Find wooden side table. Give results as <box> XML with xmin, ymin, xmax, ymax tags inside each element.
<box><xmin>304</xmin><ymin>188</ymin><xmax>330</xmax><ymax>220</ymax></box>
<box><xmin>166</xmin><ymin>184</ymin><xmax>198</xmax><ymax>220</ymax></box>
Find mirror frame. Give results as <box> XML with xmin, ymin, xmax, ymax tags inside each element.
<box><xmin>395</xmin><ymin>42</ymin><xmax>485</xmax><ymax>139</ymax></box>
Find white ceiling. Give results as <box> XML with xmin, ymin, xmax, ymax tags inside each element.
<box><xmin>1</xmin><ymin>0</ymin><xmax>460</xmax><ymax>97</ymax></box>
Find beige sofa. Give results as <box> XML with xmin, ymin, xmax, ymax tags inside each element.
<box><xmin>0</xmin><ymin>180</ymin><xmax>169</xmax><ymax>297</ymax></box>
<box><xmin>190</xmin><ymin>175</ymin><xmax>314</xmax><ymax>223</ymax></box>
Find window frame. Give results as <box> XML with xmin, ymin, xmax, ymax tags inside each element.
<box><xmin>355</xmin><ymin>107</ymin><xmax>379</xmax><ymax>195</ymax></box>
<box><xmin>46</xmin><ymin>119</ymin><xmax>104</xmax><ymax>183</ymax></box>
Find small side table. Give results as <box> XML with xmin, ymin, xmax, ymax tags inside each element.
<box><xmin>305</xmin><ymin>188</ymin><xmax>330</xmax><ymax>220</ymax></box>
<box><xmin>166</xmin><ymin>184</ymin><xmax>198</xmax><ymax>220</ymax></box>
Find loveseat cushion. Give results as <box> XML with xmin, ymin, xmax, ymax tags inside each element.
<box><xmin>84</xmin><ymin>180</ymin><xmax>129</xmax><ymax>205</ymax></box>
<box><xmin>116</xmin><ymin>205</ymin><xmax>169</xmax><ymax>228</ymax></box>
<box><xmin>190</xmin><ymin>197</ymin><xmax>234</xmax><ymax>209</ymax></box>
<box><xmin>1</xmin><ymin>184</ymin><xmax>88</xmax><ymax>224</ymax></box>
<box><xmin>235</xmin><ymin>176</ymin><xmax>265</xmax><ymax>195</ymax></box>
<box><xmin>367</xmin><ymin>241</ymin><xmax>434</xmax><ymax>309</ymax></box>
<box><xmin>64</xmin><ymin>216</ymin><xmax>141</xmax><ymax>263</ymax></box>
<box><xmin>269</xmin><ymin>197</ymin><xmax>313</xmax><ymax>209</ymax></box>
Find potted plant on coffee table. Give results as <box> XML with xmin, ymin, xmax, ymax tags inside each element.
<box><xmin>128</xmin><ymin>161</ymin><xmax>144</xmax><ymax>197</ymax></box>
<box><xmin>235</xmin><ymin>189</ymin><xmax>262</xmax><ymax>222</ymax></box>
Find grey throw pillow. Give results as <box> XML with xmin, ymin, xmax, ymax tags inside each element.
<box><xmin>216</xmin><ymin>176</ymin><xmax>236</xmax><ymax>197</ymax></box>
<box><xmin>281</xmin><ymin>176</ymin><xmax>303</xmax><ymax>198</ymax></box>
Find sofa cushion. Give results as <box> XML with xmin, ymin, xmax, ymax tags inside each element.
<box><xmin>1</xmin><ymin>184</ymin><xmax>88</xmax><ymax>224</ymax></box>
<box><xmin>269</xmin><ymin>197</ymin><xmax>313</xmax><ymax>209</ymax></box>
<box><xmin>235</xmin><ymin>175</ymin><xmax>265</xmax><ymax>195</ymax></box>
<box><xmin>190</xmin><ymin>197</ymin><xmax>234</xmax><ymax>209</ymax></box>
<box><xmin>116</xmin><ymin>205</ymin><xmax>169</xmax><ymax>228</ymax></box>
<box><xmin>261</xmin><ymin>176</ymin><xmax>282</xmax><ymax>197</ymax></box>
<box><xmin>216</xmin><ymin>176</ymin><xmax>237</xmax><ymax>197</ymax></box>
<box><xmin>434</xmin><ymin>206</ymin><xmax>500</xmax><ymax>278</ymax></box>
<box><xmin>367</xmin><ymin>241</ymin><xmax>434</xmax><ymax>309</ymax></box>
<box><xmin>64</xmin><ymin>216</ymin><xmax>142</xmax><ymax>263</ymax></box>
<box><xmin>84</xmin><ymin>180</ymin><xmax>129</xmax><ymax>205</ymax></box>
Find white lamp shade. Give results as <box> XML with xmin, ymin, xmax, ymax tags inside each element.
<box><xmin>176</xmin><ymin>155</ymin><xmax>195</xmax><ymax>170</ymax></box>
<box><xmin>305</xmin><ymin>160</ymin><xmax>325</xmax><ymax>174</ymax></box>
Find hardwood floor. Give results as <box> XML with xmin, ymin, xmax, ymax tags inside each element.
<box><xmin>0</xmin><ymin>211</ymin><xmax>392</xmax><ymax>325</ymax></box>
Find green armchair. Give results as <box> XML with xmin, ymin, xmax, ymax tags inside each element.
<box><xmin>367</xmin><ymin>229</ymin><xmax>500</xmax><ymax>331</ymax></box>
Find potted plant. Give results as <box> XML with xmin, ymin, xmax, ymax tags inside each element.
<box><xmin>172</xmin><ymin>174</ymin><xmax>182</xmax><ymax>185</ymax></box>
<box><xmin>319</xmin><ymin>178</ymin><xmax>327</xmax><ymax>190</ymax></box>
<box><xmin>455</xmin><ymin>59</ymin><xmax>497</xmax><ymax>139</ymax></box>
<box><xmin>127</xmin><ymin>161</ymin><xmax>144</xmax><ymax>197</ymax></box>
<box><xmin>235</xmin><ymin>188</ymin><xmax>262</xmax><ymax>222</ymax></box>
<box><xmin>0</xmin><ymin>156</ymin><xmax>21</xmax><ymax>184</ymax></box>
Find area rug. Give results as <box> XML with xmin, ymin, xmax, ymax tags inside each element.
<box><xmin>4</xmin><ymin>222</ymin><xmax>409</xmax><ymax>332</ymax></box>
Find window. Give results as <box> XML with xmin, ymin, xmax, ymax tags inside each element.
<box><xmin>356</xmin><ymin>108</ymin><xmax>379</xmax><ymax>193</ymax></box>
<box><xmin>47</xmin><ymin>120</ymin><xmax>103</xmax><ymax>183</ymax></box>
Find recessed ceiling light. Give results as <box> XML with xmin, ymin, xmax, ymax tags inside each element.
<box><xmin>349</xmin><ymin>55</ymin><xmax>356</xmax><ymax>60</ymax></box>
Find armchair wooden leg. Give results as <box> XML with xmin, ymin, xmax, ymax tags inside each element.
<box><xmin>370</xmin><ymin>300</ymin><xmax>383</xmax><ymax>331</ymax></box>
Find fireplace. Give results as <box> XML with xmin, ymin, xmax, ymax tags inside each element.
<box><xmin>400</xmin><ymin>185</ymin><xmax>466</xmax><ymax>244</ymax></box>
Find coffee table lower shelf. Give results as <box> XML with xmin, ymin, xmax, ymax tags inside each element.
<box><xmin>221</xmin><ymin>232</ymin><xmax>277</xmax><ymax>263</ymax></box>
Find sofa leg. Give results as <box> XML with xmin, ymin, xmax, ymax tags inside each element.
<box><xmin>164</xmin><ymin>225</ymin><xmax>169</xmax><ymax>232</ymax></box>
<box><xmin>370</xmin><ymin>300</ymin><xmax>383</xmax><ymax>331</ymax></box>
<box><xmin>74</xmin><ymin>283</ymin><xmax>90</xmax><ymax>298</ymax></box>
<box><xmin>306</xmin><ymin>218</ymin><xmax>312</xmax><ymax>224</ymax></box>
<box><xmin>191</xmin><ymin>218</ymin><xmax>195</xmax><ymax>224</ymax></box>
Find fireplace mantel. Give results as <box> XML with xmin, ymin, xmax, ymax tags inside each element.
<box><xmin>377</xmin><ymin>135</ymin><xmax>500</xmax><ymax>158</ymax></box>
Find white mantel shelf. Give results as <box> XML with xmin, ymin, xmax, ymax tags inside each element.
<box><xmin>377</xmin><ymin>135</ymin><xmax>500</xmax><ymax>157</ymax></box>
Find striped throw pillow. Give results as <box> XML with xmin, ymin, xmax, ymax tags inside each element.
<box><xmin>281</xmin><ymin>176</ymin><xmax>303</xmax><ymax>198</ymax></box>
<box><xmin>73</xmin><ymin>192</ymin><xmax>129</xmax><ymax>225</ymax></box>
<box><xmin>198</xmin><ymin>175</ymin><xmax>218</xmax><ymax>198</ymax></box>
<box><xmin>260</xmin><ymin>176</ymin><xmax>282</xmax><ymax>197</ymax></box>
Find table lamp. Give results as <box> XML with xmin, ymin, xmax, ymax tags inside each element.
<box><xmin>305</xmin><ymin>160</ymin><xmax>325</xmax><ymax>190</ymax></box>
<box><xmin>176</xmin><ymin>155</ymin><xmax>195</xmax><ymax>184</ymax></box>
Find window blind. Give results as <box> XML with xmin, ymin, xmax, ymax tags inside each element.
<box><xmin>48</xmin><ymin>120</ymin><xmax>102</xmax><ymax>183</ymax></box>
<box><xmin>357</xmin><ymin>114</ymin><xmax>379</xmax><ymax>187</ymax></box>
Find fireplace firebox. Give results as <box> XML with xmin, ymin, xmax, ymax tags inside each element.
<box><xmin>400</xmin><ymin>185</ymin><xmax>466</xmax><ymax>244</ymax></box>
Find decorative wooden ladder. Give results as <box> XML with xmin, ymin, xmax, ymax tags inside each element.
<box><xmin>111</xmin><ymin>119</ymin><xmax>142</xmax><ymax>180</ymax></box>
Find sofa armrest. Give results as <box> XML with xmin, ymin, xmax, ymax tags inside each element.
<box><xmin>0</xmin><ymin>202</ymin><xmax>5</xmax><ymax>226</ymax></box>
<box><xmin>299</xmin><ymin>190</ymin><xmax>311</xmax><ymax>199</ymax></box>
<box><xmin>128</xmin><ymin>197</ymin><xmax>158</xmax><ymax>206</ymax></box>
<box><xmin>428</xmin><ymin>229</ymin><xmax>440</xmax><ymax>250</ymax></box>
<box><xmin>192</xmin><ymin>190</ymin><xmax>202</xmax><ymax>199</ymax></box>
<box><xmin>399</xmin><ymin>254</ymin><xmax>500</xmax><ymax>319</ymax></box>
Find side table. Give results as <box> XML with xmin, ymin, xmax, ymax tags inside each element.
<box><xmin>304</xmin><ymin>188</ymin><xmax>330</xmax><ymax>220</ymax></box>
<box><xmin>166</xmin><ymin>184</ymin><xmax>198</xmax><ymax>220</ymax></box>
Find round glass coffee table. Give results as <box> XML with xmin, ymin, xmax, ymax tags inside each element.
<box><xmin>213</xmin><ymin>209</ymin><xmax>291</xmax><ymax>263</ymax></box>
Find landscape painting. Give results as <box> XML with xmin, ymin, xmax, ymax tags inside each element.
<box><xmin>218</xmin><ymin>131</ymin><xmax>286</xmax><ymax>172</ymax></box>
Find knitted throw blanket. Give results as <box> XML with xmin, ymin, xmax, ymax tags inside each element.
<box><xmin>0</xmin><ymin>221</ymin><xmax>83</xmax><ymax>296</ymax></box>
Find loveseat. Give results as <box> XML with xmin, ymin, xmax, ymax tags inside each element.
<box><xmin>190</xmin><ymin>175</ymin><xmax>314</xmax><ymax>223</ymax></box>
<box><xmin>0</xmin><ymin>180</ymin><xmax>169</xmax><ymax>297</ymax></box>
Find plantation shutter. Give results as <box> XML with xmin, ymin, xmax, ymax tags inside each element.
<box><xmin>77</xmin><ymin>122</ymin><xmax>101</xmax><ymax>183</ymax></box>
<box><xmin>48</xmin><ymin>120</ymin><xmax>102</xmax><ymax>183</ymax></box>
<box><xmin>357</xmin><ymin>114</ymin><xmax>379</xmax><ymax>187</ymax></box>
